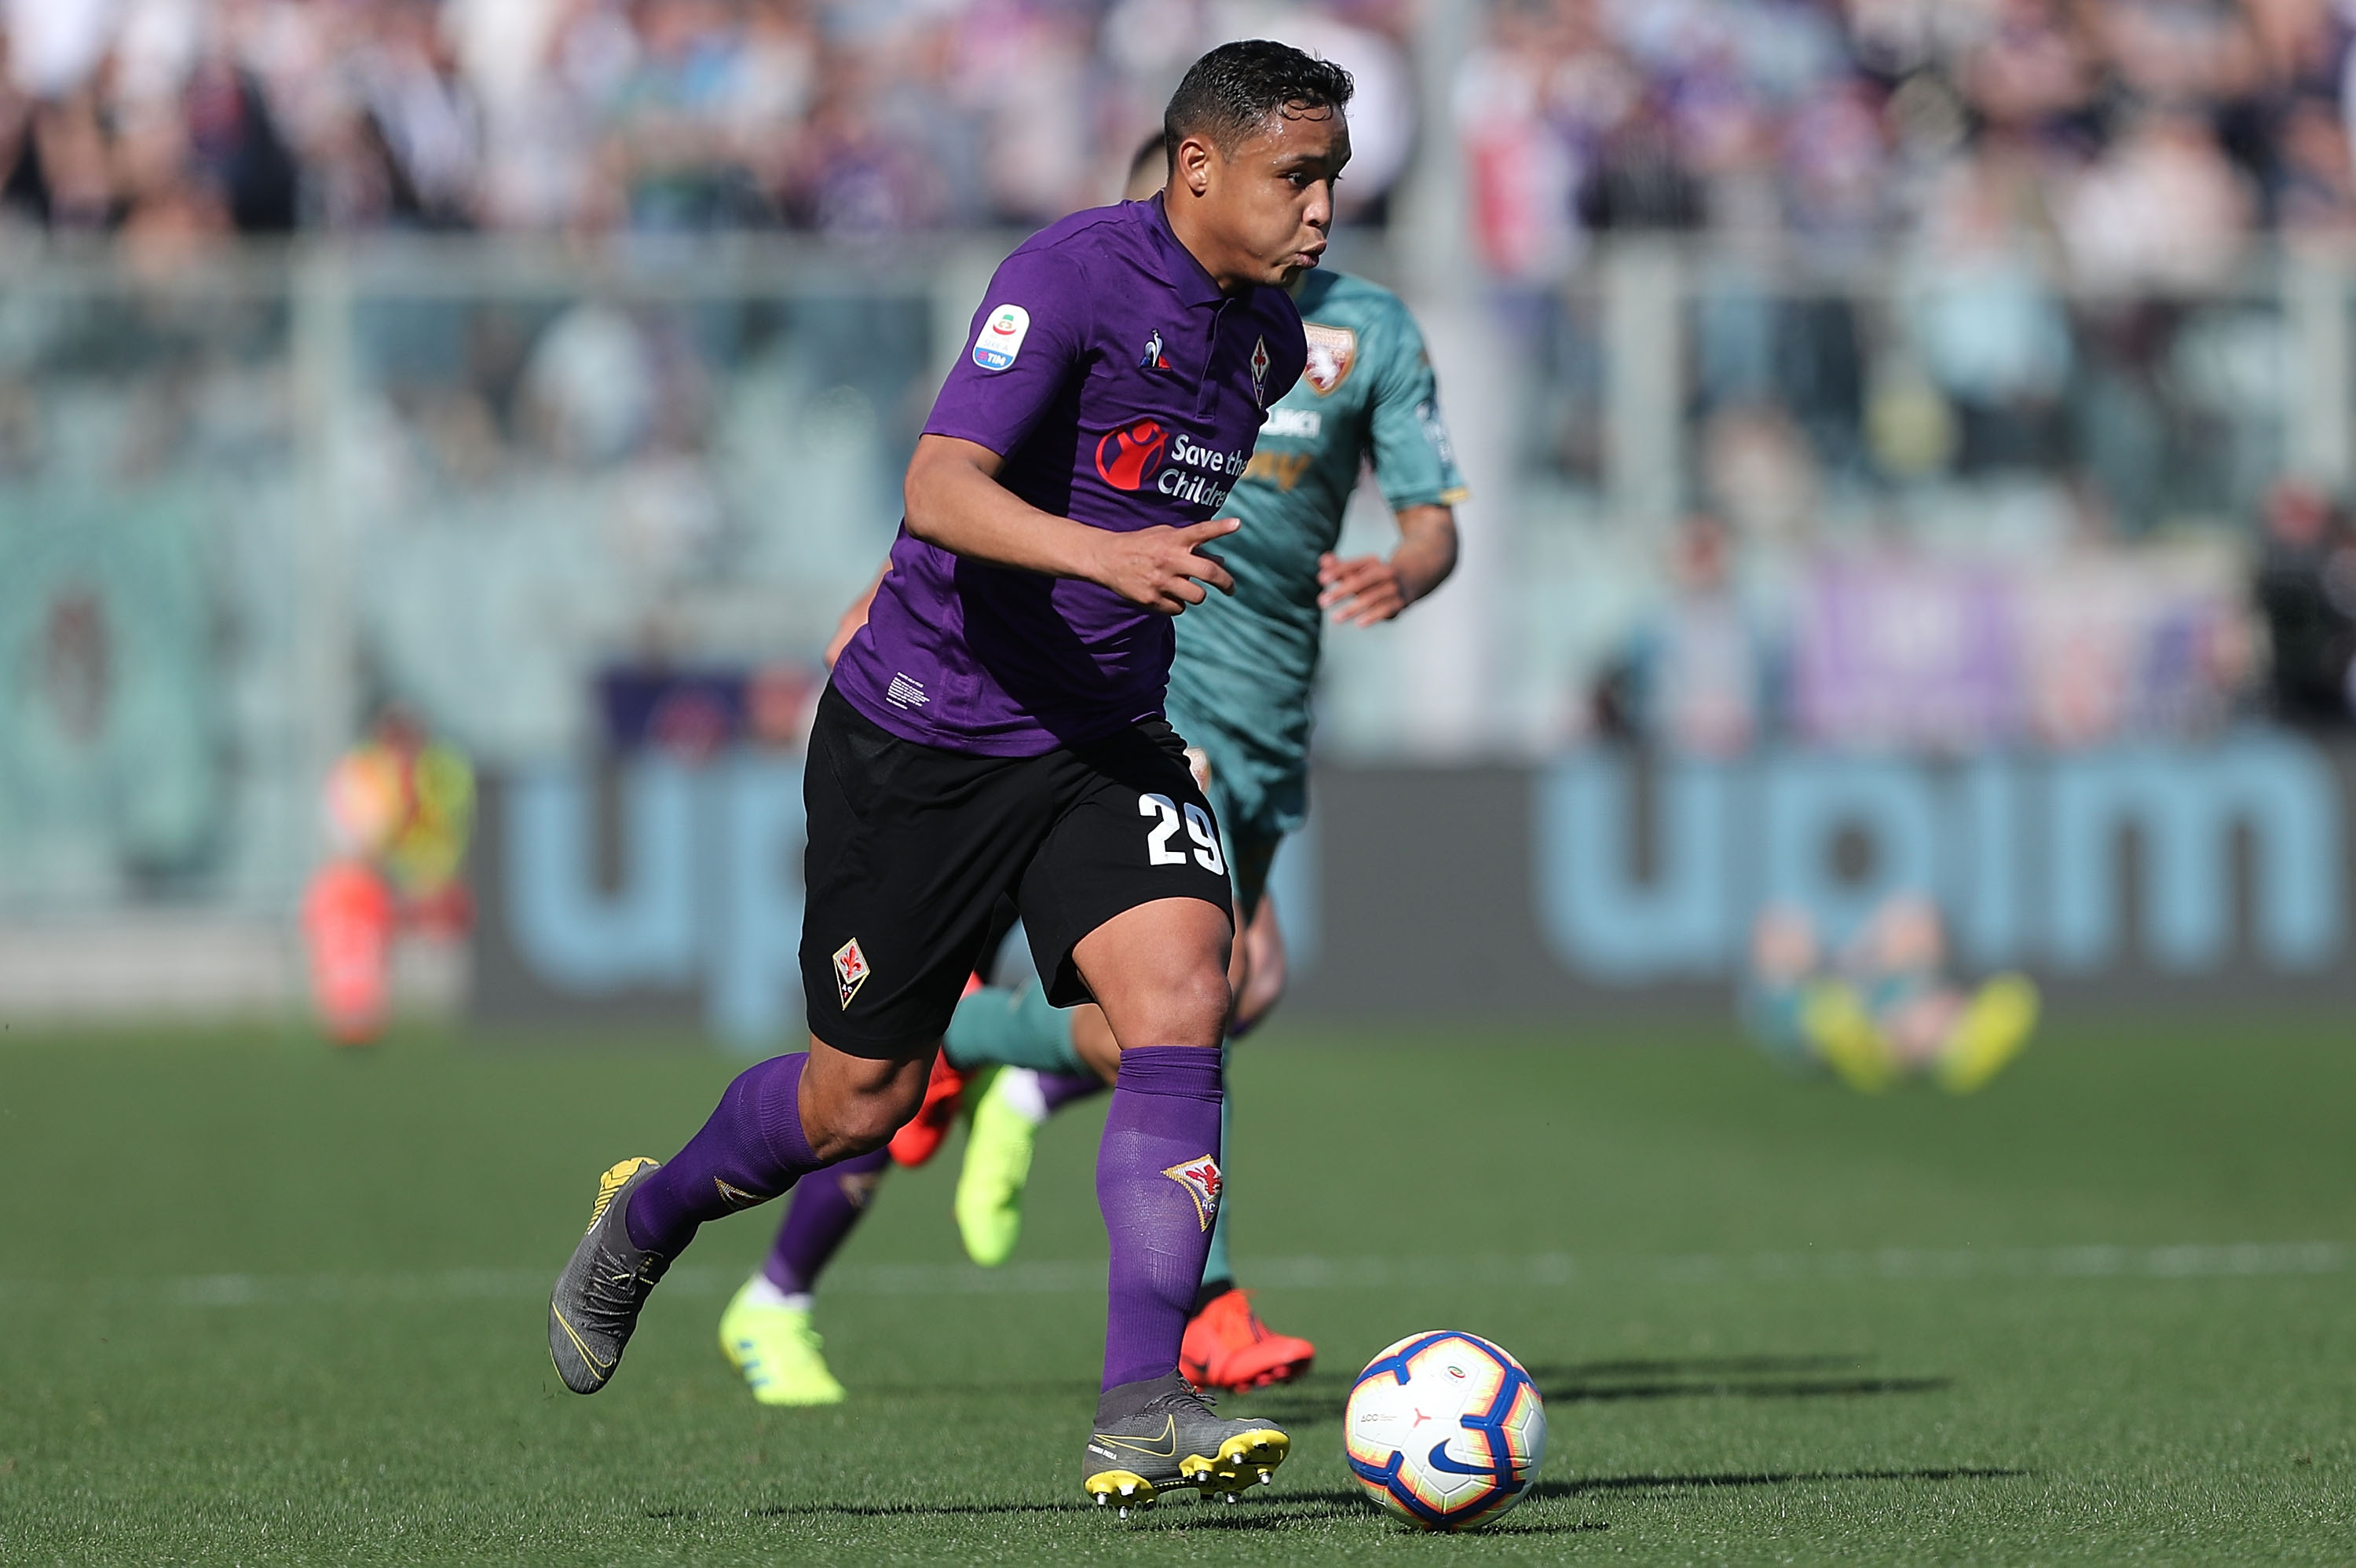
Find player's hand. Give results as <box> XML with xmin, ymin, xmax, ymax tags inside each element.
<box><xmin>1092</xmin><ymin>517</ymin><xmax>1239</xmax><ymax>614</ymax></box>
<box><xmin>822</xmin><ymin>565</ymin><xmax>887</xmax><ymax>668</ymax></box>
<box><xmin>1319</xmin><ymin>551</ymin><xmax>1411</xmax><ymax>625</ymax></box>
<box><xmin>823</xmin><ymin>601</ymin><xmax>869</xmax><ymax>668</ymax></box>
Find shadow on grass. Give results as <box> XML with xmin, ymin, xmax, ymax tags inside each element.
<box><xmin>1536</xmin><ymin>1466</ymin><xmax>2031</xmax><ymax>1500</ymax></box>
<box><xmin>1241</xmin><ymin>1354</ymin><xmax>1951</xmax><ymax>1425</ymax></box>
<box><xmin>1535</xmin><ymin>1352</ymin><xmax>1951</xmax><ymax>1406</ymax></box>
<box><xmin>693</xmin><ymin>1467</ymin><xmax>2025</xmax><ymax>1527</ymax></box>
<box><xmin>1548</xmin><ymin>1374</ymin><xmax>1954</xmax><ymax>1403</ymax></box>
<box><xmin>1540</xmin><ymin>1354</ymin><xmax>1868</xmax><ymax>1378</ymax></box>
<box><xmin>723</xmin><ymin>1495</ymin><xmax>1612</xmax><ymax>1534</ymax></box>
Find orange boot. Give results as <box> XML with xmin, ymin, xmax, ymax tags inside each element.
<box><xmin>886</xmin><ymin>1050</ymin><xmax>971</xmax><ymax>1167</ymax></box>
<box><xmin>1180</xmin><ymin>1287</ymin><xmax>1315</xmax><ymax>1392</ymax></box>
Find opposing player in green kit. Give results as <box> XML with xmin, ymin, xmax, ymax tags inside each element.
<box><xmin>716</xmin><ymin>133</ymin><xmax>1463</xmax><ymax>1405</ymax></box>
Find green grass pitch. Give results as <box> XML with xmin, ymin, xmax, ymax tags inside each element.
<box><xmin>2</xmin><ymin>1010</ymin><xmax>2352</xmax><ymax>1563</ymax></box>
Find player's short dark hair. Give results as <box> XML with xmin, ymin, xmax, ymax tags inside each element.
<box><xmin>1162</xmin><ymin>40</ymin><xmax>1353</xmax><ymax>166</ymax></box>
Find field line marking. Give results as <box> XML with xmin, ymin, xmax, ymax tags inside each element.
<box><xmin>0</xmin><ymin>1242</ymin><xmax>2343</xmax><ymax>1309</ymax></box>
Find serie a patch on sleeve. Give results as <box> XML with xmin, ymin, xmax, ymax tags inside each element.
<box><xmin>972</xmin><ymin>304</ymin><xmax>1031</xmax><ymax>371</ymax></box>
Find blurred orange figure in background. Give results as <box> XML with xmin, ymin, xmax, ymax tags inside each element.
<box><xmin>301</xmin><ymin>708</ymin><xmax>476</xmax><ymax>1044</ymax></box>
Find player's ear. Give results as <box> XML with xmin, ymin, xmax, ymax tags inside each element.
<box><xmin>1174</xmin><ymin>133</ymin><xmax>1215</xmax><ymax>198</ymax></box>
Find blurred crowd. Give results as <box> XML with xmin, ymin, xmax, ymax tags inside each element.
<box><xmin>1592</xmin><ymin>510</ymin><xmax>2262</xmax><ymax>755</ymax></box>
<box><xmin>1466</xmin><ymin>0</ymin><xmax>2356</xmax><ymax>280</ymax></box>
<box><xmin>8</xmin><ymin>0</ymin><xmax>2355</xmax><ymax>265</ymax></box>
<box><xmin>0</xmin><ymin>0</ymin><xmax>1416</xmax><ymax>244</ymax></box>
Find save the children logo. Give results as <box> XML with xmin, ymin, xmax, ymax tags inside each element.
<box><xmin>1095</xmin><ymin>418</ymin><xmax>1169</xmax><ymax>490</ymax></box>
<box><xmin>1095</xmin><ymin>419</ymin><xmax>1248</xmax><ymax>506</ymax></box>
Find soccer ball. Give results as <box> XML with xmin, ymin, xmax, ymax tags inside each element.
<box><xmin>1344</xmin><ymin>1331</ymin><xmax>1546</xmax><ymax>1532</ymax></box>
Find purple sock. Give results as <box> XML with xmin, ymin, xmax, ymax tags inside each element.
<box><xmin>761</xmin><ymin>1146</ymin><xmax>891</xmax><ymax>1295</ymax></box>
<box><xmin>1039</xmin><ymin>1069</ymin><xmax>1107</xmax><ymax>1115</ymax></box>
<box><xmin>1096</xmin><ymin>1045</ymin><xmax>1224</xmax><ymax>1391</ymax></box>
<box><xmin>625</xmin><ymin>1052</ymin><xmax>820</xmax><ymax>1256</ymax></box>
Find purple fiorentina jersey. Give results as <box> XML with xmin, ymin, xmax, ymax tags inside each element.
<box><xmin>832</xmin><ymin>196</ymin><xmax>1308</xmax><ymax>755</ymax></box>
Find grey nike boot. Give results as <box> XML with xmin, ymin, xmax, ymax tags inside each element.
<box><xmin>548</xmin><ymin>1157</ymin><xmax>670</xmax><ymax>1394</ymax></box>
<box><xmin>1081</xmin><ymin>1371</ymin><xmax>1291</xmax><ymax>1515</ymax></box>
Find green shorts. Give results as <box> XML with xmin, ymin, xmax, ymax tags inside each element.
<box><xmin>1163</xmin><ymin>692</ymin><xmax>1304</xmax><ymax>920</ymax></box>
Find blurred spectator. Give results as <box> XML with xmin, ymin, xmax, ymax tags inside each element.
<box><xmin>2253</xmin><ymin>477</ymin><xmax>2356</xmax><ymax>724</ymax></box>
<box><xmin>1740</xmin><ymin>897</ymin><xmax>2040</xmax><ymax>1095</ymax></box>
<box><xmin>2060</xmin><ymin>108</ymin><xmax>2254</xmax><ymax>289</ymax></box>
<box><xmin>1597</xmin><ymin>513</ymin><xmax>1781</xmax><ymax>756</ymax></box>
<box><xmin>303</xmin><ymin>704</ymin><xmax>476</xmax><ymax>1045</ymax></box>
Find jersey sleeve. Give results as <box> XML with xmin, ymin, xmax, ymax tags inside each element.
<box><xmin>922</xmin><ymin>245</ymin><xmax>1093</xmax><ymax>458</ymax></box>
<box><xmin>1364</xmin><ymin>300</ymin><xmax>1471</xmax><ymax>512</ymax></box>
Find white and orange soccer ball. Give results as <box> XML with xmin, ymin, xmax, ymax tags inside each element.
<box><xmin>1344</xmin><ymin>1331</ymin><xmax>1546</xmax><ymax>1531</ymax></box>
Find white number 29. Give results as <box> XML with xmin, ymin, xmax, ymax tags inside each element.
<box><xmin>1140</xmin><ymin>793</ymin><xmax>1226</xmax><ymax>875</ymax></box>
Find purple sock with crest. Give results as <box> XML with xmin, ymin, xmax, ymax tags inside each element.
<box><xmin>1095</xmin><ymin>1045</ymin><xmax>1224</xmax><ymax>1391</ymax></box>
<box><xmin>762</xmin><ymin>1146</ymin><xmax>891</xmax><ymax>1295</ymax></box>
<box><xmin>626</xmin><ymin>1052</ymin><xmax>820</xmax><ymax>1256</ymax></box>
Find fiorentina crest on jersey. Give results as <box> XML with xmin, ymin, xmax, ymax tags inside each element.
<box><xmin>1301</xmin><ymin>322</ymin><xmax>1357</xmax><ymax>395</ymax></box>
<box><xmin>1163</xmin><ymin>1155</ymin><xmax>1223</xmax><ymax>1231</ymax></box>
<box><xmin>1249</xmin><ymin>335</ymin><xmax>1271</xmax><ymax>406</ymax></box>
<box><xmin>832</xmin><ymin>938</ymin><xmax>871</xmax><ymax>1008</ymax></box>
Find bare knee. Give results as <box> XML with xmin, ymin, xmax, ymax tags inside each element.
<box><xmin>821</xmin><ymin>1091</ymin><xmax>917</xmax><ymax>1156</ymax></box>
<box><xmin>1075</xmin><ymin>897</ymin><xmax>1235</xmax><ymax>1051</ymax></box>
<box><xmin>799</xmin><ymin>1039</ymin><xmax>932</xmax><ymax>1160</ymax></box>
<box><xmin>1124</xmin><ymin>965</ymin><xmax>1232</xmax><ymax>1050</ymax></box>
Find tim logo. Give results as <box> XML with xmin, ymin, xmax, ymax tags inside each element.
<box><xmin>1095</xmin><ymin>418</ymin><xmax>1169</xmax><ymax>491</ymax></box>
<box><xmin>971</xmin><ymin>303</ymin><xmax>1030</xmax><ymax>371</ymax></box>
<box><xmin>1162</xmin><ymin>1155</ymin><xmax>1223</xmax><ymax>1231</ymax></box>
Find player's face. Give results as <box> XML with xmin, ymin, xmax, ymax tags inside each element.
<box><xmin>1187</xmin><ymin>106</ymin><xmax>1349</xmax><ymax>287</ymax></box>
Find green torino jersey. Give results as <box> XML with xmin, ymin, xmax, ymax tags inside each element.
<box><xmin>1164</xmin><ymin>268</ymin><xmax>1468</xmax><ymax>835</ymax></box>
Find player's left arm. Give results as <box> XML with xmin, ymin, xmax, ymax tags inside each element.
<box><xmin>1315</xmin><ymin>302</ymin><xmax>1467</xmax><ymax>627</ymax></box>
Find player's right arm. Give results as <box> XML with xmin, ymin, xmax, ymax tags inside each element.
<box><xmin>904</xmin><ymin>437</ymin><xmax>1236</xmax><ymax>614</ymax></box>
<box><xmin>907</xmin><ymin>243</ymin><xmax>1236</xmax><ymax>615</ymax></box>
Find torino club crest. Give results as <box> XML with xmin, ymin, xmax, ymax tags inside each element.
<box><xmin>1162</xmin><ymin>1156</ymin><xmax>1223</xmax><ymax>1230</ymax></box>
<box><xmin>1301</xmin><ymin>323</ymin><xmax>1357</xmax><ymax>395</ymax></box>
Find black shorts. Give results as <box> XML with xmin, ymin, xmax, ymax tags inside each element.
<box><xmin>799</xmin><ymin>685</ymin><xmax>1235</xmax><ymax>1058</ymax></box>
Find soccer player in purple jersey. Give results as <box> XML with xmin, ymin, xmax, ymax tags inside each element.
<box><xmin>546</xmin><ymin>40</ymin><xmax>1350</xmax><ymax>1515</ymax></box>
<box><xmin>723</xmin><ymin>132</ymin><xmax>1468</xmax><ymax>1409</ymax></box>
